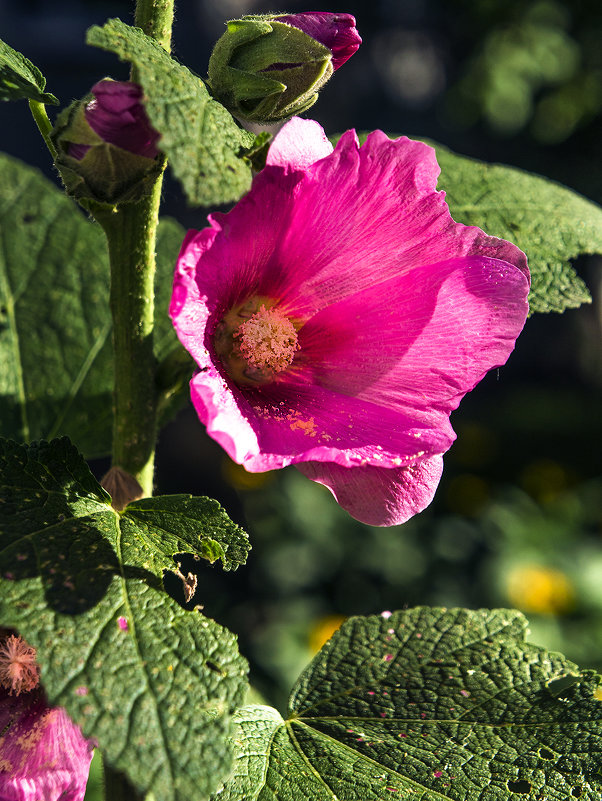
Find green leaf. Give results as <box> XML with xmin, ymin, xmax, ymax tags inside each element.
<box><xmin>0</xmin><ymin>152</ymin><xmax>185</xmax><ymax>456</ymax></box>
<box><xmin>155</xmin><ymin>216</ymin><xmax>187</xmax><ymax>363</ymax></box>
<box><xmin>123</xmin><ymin>494</ymin><xmax>251</xmax><ymax>574</ymax></box>
<box><xmin>86</xmin><ymin>19</ymin><xmax>255</xmax><ymax>206</ymax></box>
<box><xmin>216</xmin><ymin>607</ymin><xmax>602</xmax><ymax>800</ymax></box>
<box><xmin>433</xmin><ymin>143</ymin><xmax>596</xmax><ymax>314</ymax></box>
<box><xmin>0</xmin><ymin>38</ymin><xmax>58</xmax><ymax>104</ymax></box>
<box><xmin>0</xmin><ymin>436</ymin><xmax>250</xmax><ymax>800</ymax></box>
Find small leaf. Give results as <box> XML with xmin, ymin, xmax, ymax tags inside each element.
<box><xmin>86</xmin><ymin>19</ymin><xmax>255</xmax><ymax>206</ymax></box>
<box><xmin>0</xmin><ymin>436</ymin><xmax>250</xmax><ymax>800</ymax></box>
<box><xmin>0</xmin><ymin>38</ymin><xmax>58</xmax><ymax>104</ymax></box>
<box><xmin>123</xmin><ymin>495</ymin><xmax>250</xmax><ymax>574</ymax></box>
<box><xmin>216</xmin><ymin>607</ymin><xmax>602</xmax><ymax>800</ymax></box>
<box><xmin>0</xmin><ymin>152</ymin><xmax>185</xmax><ymax>456</ymax></box>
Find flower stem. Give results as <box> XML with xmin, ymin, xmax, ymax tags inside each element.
<box><xmin>95</xmin><ymin>171</ymin><xmax>165</xmax><ymax>496</ymax></box>
<box><xmin>134</xmin><ymin>0</ymin><xmax>174</xmax><ymax>51</ymax></box>
<box><xmin>92</xmin><ymin>0</ymin><xmax>174</xmax><ymax>497</ymax></box>
<box><xmin>28</xmin><ymin>100</ymin><xmax>57</xmax><ymax>160</ymax></box>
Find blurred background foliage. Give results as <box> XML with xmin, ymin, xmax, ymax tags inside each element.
<box><xmin>1</xmin><ymin>0</ymin><xmax>601</xmax><ymax>726</ymax></box>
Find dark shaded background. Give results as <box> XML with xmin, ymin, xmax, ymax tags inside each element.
<box><xmin>1</xmin><ymin>0</ymin><xmax>601</xmax><ymax>715</ymax></box>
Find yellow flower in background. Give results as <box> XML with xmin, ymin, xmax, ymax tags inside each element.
<box><xmin>506</xmin><ymin>565</ymin><xmax>575</xmax><ymax>615</ymax></box>
<box><xmin>309</xmin><ymin>614</ymin><xmax>346</xmax><ymax>653</ymax></box>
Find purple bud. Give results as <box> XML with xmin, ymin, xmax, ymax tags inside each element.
<box><xmin>276</xmin><ymin>12</ymin><xmax>361</xmax><ymax>70</ymax></box>
<box><xmin>71</xmin><ymin>80</ymin><xmax>159</xmax><ymax>161</ymax></box>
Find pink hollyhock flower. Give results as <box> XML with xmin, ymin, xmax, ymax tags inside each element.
<box><xmin>68</xmin><ymin>79</ymin><xmax>159</xmax><ymax>161</ymax></box>
<box><xmin>275</xmin><ymin>12</ymin><xmax>361</xmax><ymax>70</ymax></box>
<box><xmin>0</xmin><ymin>634</ymin><xmax>93</xmax><ymax>801</ymax></box>
<box><xmin>170</xmin><ymin>118</ymin><xmax>529</xmax><ymax>525</ymax></box>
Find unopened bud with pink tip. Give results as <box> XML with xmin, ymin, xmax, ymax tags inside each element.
<box><xmin>52</xmin><ymin>79</ymin><xmax>162</xmax><ymax>205</ymax></box>
<box><xmin>207</xmin><ymin>12</ymin><xmax>361</xmax><ymax>123</ymax></box>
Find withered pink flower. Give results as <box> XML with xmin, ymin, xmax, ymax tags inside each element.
<box><xmin>171</xmin><ymin>118</ymin><xmax>529</xmax><ymax>525</ymax></box>
<box><xmin>0</xmin><ymin>634</ymin><xmax>93</xmax><ymax>801</ymax></box>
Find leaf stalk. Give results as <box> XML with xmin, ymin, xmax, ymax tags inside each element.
<box><xmin>28</xmin><ymin>99</ymin><xmax>57</xmax><ymax>160</ymax></box>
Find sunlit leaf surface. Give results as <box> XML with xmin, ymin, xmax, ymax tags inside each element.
<box><xmin>216</xmin><ymin>607</ymin><xmax>602</xmax><ymax>800</ymax></box>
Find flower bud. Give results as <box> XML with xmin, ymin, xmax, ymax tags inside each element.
<box><xmin>208</xmin><ymin>12</ymin><xmax>361</xmax><ymax>124</ymax></box>
<box><xmin>52</xmin><ymin>79</ymin><xmax>162</xmax><ymax>205</ymax></box>
<box><xmin>275</xmin><ymin>12</ymin><xmax>361</xmax><ymax>70</ymax></box>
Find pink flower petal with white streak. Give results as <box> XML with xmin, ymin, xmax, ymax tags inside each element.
<box><xmin>265</xmin><ymin>117</ymin><xmax>333</xmax><ymax>172</ymax></box>
<box><xmin>297</xmin><ymin>456</ymin><xmax>444</xmax><ymax>526</ymax></box>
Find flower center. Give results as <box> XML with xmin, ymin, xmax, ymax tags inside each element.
<box><xmin>235</xmin><ymin>305</ymin><xmax>298</xmax><ymax>372</ymax></box>
<box><xmin>214</xmin><ymin>297</ymin><xmax>299</xmax><ymax>385</ymax></box>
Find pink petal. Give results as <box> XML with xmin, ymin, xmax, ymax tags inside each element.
<box><xmin>188</xmin><ymin>367</ymin><xmax>453</xmax><ymax>471</ymax></box>
<box><xmin>300</xmin><ymin>254</ymin><xmax>529</xmax><ymax>415</ymax></box>
<box><xmin>276</xmin><ymin>13</ymin><xmax>362</xmax><ymax>70</ymax></box>
<box><xmin>296</xmin><ymin>456</ymin><xmax>444</xmax><ymax>526</ymax></box>
<box><xmin>0</xmin><ymin>688</ymin><xmax>93</xmax><ymax>801</ymax></box>
<box><xmin>85</xmin><ymin>80</ymin><xmax>159</xmax><ymax>158</ymax></box>
<box><xmin>267</xmin><ymin>130</ymin><xmax>528</xmax><ymax>312</ymax></box>
<box><xmin>266</xmin><ymin>117</ymin><xmax>333</xmax><ymax>172</ymax></box>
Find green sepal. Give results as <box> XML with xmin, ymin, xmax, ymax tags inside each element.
<box><xmin>208</xmin><ymin>17</ymin><xmax>333</xmax><ymax>123</ymax></box>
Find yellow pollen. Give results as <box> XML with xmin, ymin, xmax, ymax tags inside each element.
<box><xmin>234</xmin><ymin>305</ymin><xmax>299</xmax><ymax>373</ymax></box>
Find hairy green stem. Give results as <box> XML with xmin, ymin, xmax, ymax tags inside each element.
<box><xmin>91</xmin><ymin>0</ymin><xmax>174</xmax><ymax>501</ymax></box>
<box><xmin>28</xmin><ymin>100</ymin><xmax>57</xmax><ymax>159</ymax></box>
<box><xmin>95</xmin><ymin>171</ymin><xmax>165</xmax><ymax>496</ymax></box>
<box><xmin>134</xmin><ymin>0</ymin><xmax>174</xmax><ymax>51</ymax></box>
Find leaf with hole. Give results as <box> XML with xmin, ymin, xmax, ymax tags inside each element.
<box><xmin>215</xmin><ymin>607</ymin><xmax>602</xmax><ymax>800</ymax></box>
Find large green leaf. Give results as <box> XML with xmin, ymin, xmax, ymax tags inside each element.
<box><xmin>0</xmin><ymin>436</ymin><xmax>250</xmax><ymax>800</ymax></box>
<box><xmin>0</xmin><ymin>38</ymin><xmax>58</xmax><ymax>104</ymax></box>
<box><xmin>87</xmin><ymin>19</ymin><xmax>255</xmax><ymax>207</ymax></box>
<box><xmin>0</xmin><ymin>152</ymin><xmax>186</xmax><ymax>456</ymax></box>
<box><xmin>215</xmin><ymin>607</ymin><xmax>602</xmax><ymax>800</ymax></box>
